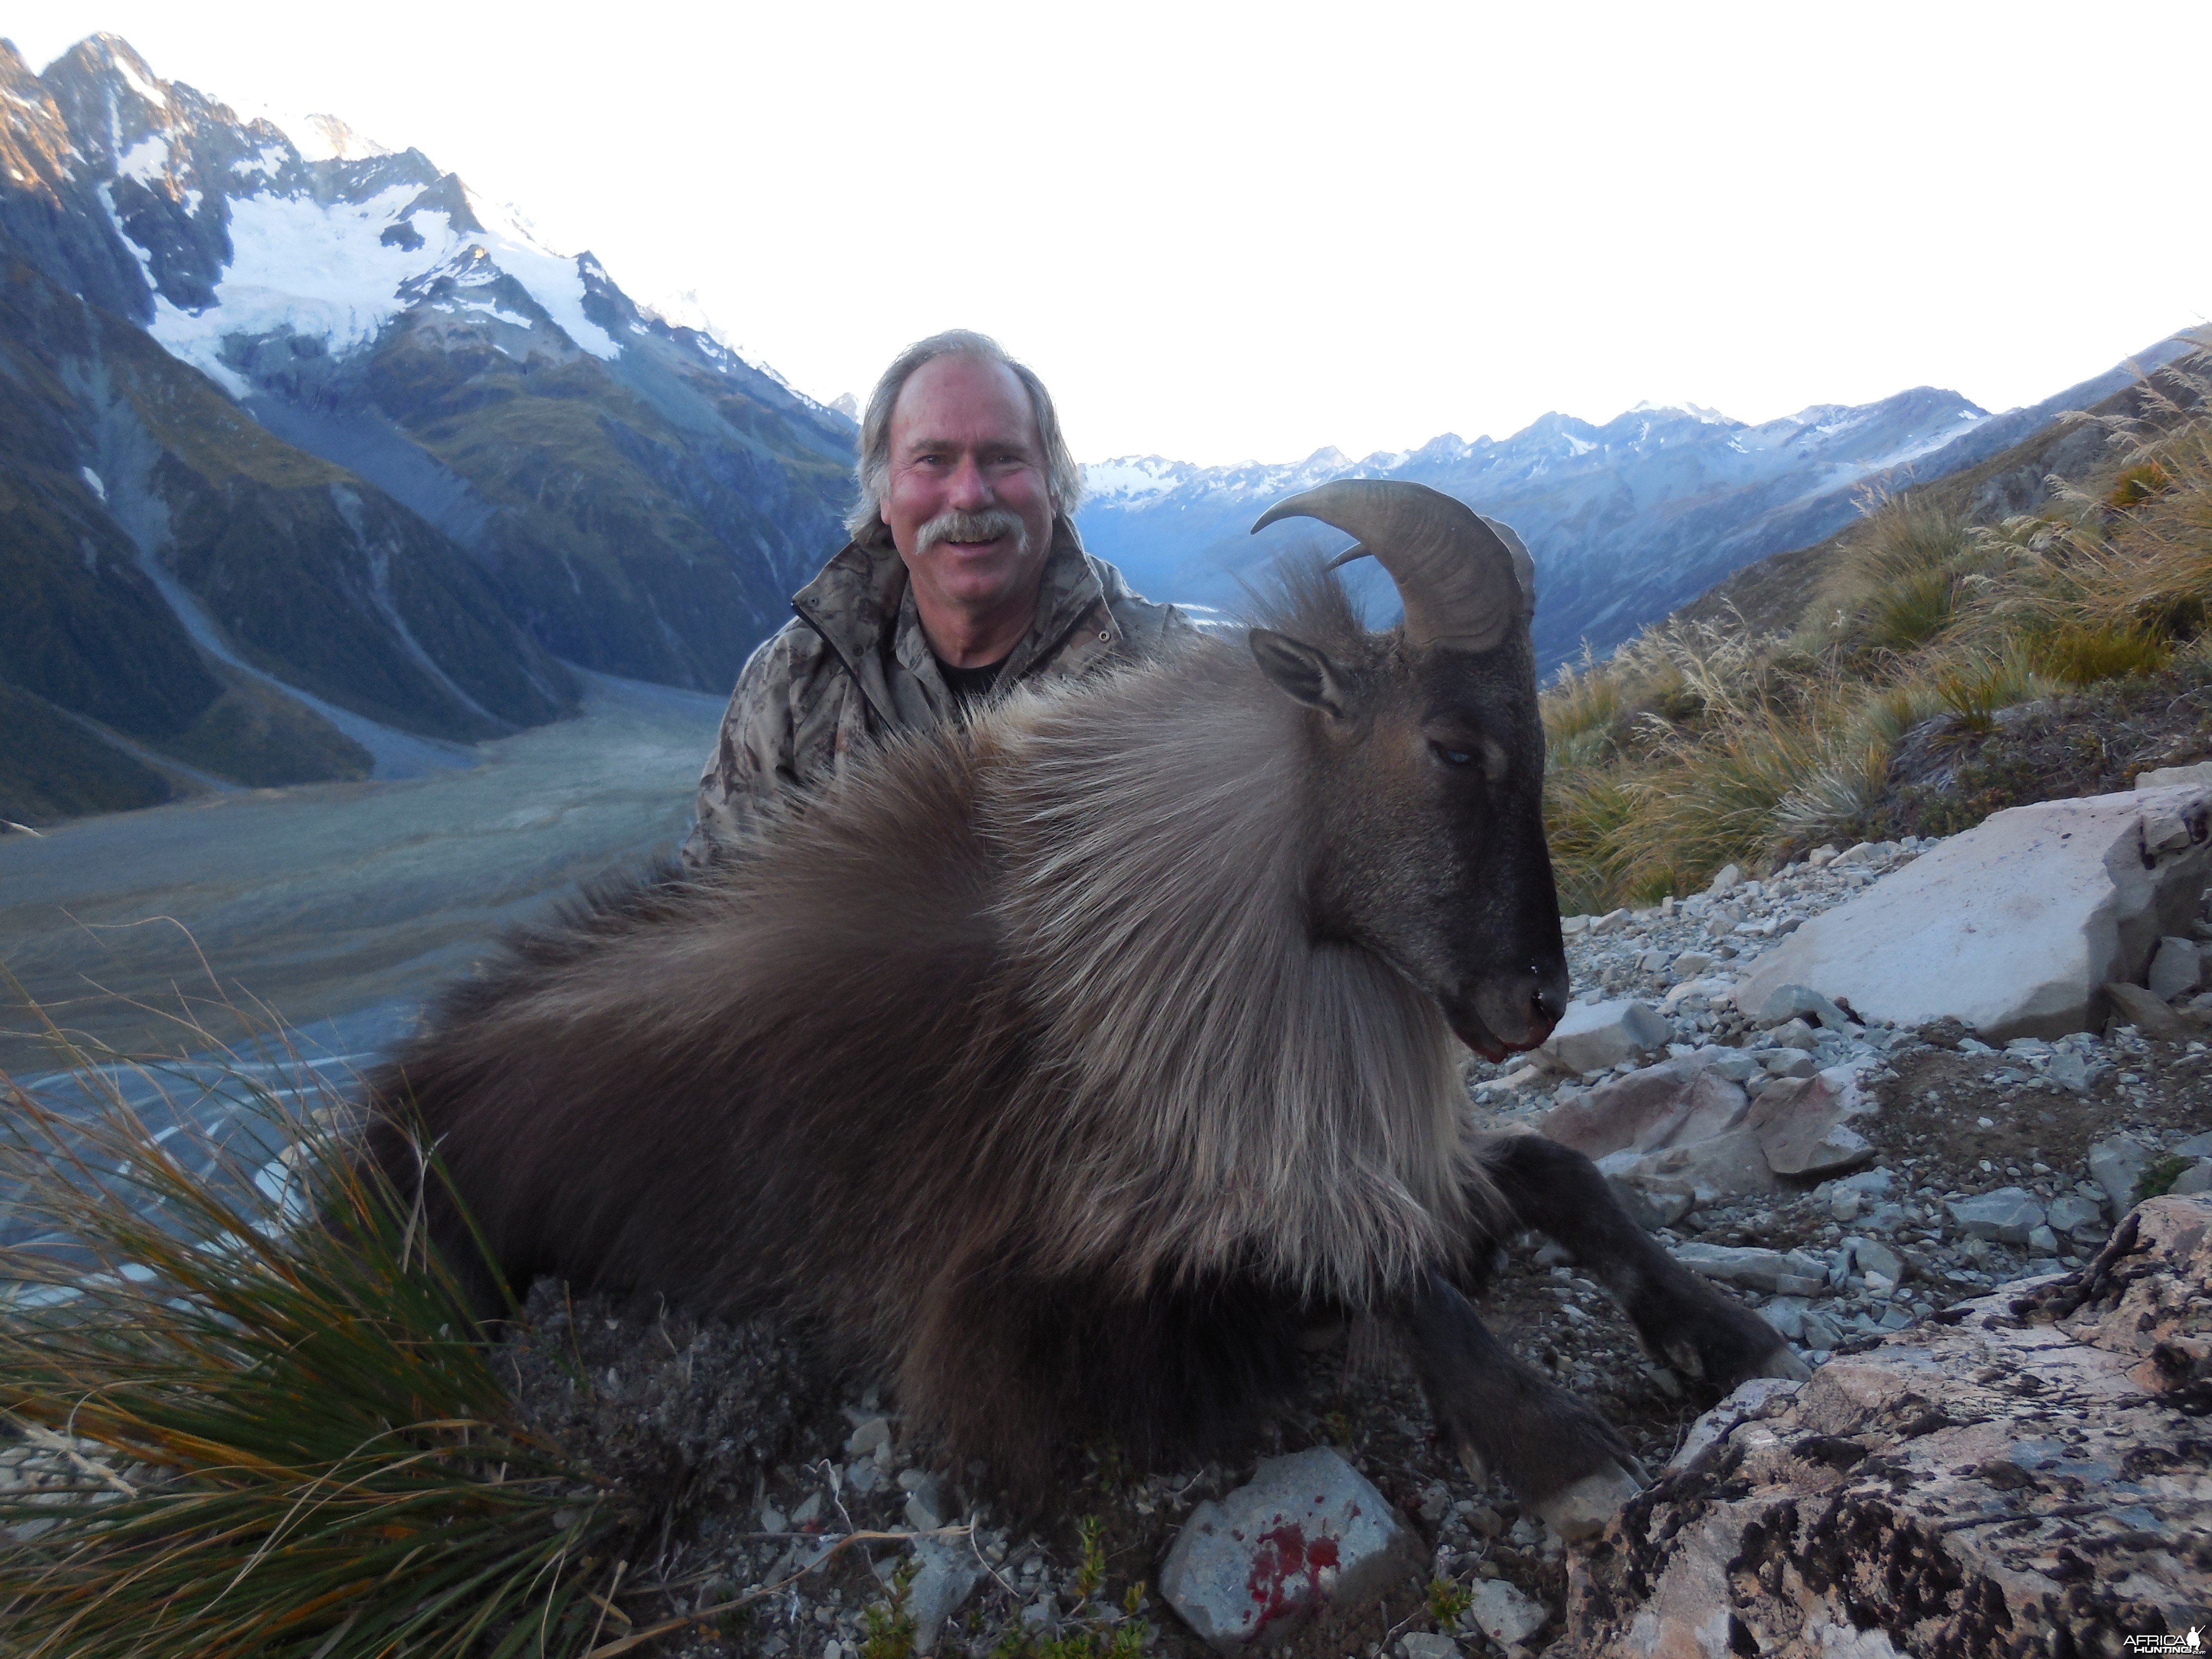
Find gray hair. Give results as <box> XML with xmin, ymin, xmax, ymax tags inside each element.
<box><xmin>844</xmin><ymin>330</ymin><xmax>1085</xmax><ymax>545</ymax></box>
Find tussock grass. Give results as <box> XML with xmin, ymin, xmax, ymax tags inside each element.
<box><xmin>0</xmin><ymin>1013</ymin><xmax>632</xmax><ymax>1658</ymax></box>
<box><xmin>1545</xmin><ymin>339</ymin><xmax>2212</xmax><ymax>909</ymax></box>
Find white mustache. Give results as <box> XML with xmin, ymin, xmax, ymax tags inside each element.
<box><xmin>916</xmin><ymin>507</ymin><xmax>1028</xmax><ymax>556</ymax></box>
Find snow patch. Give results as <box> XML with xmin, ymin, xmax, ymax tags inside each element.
<box><xmin>1631</xmin><ymin>399</ymin><xmax>1737</xmax><ymax>425</ymax></box>
<box><xmin>641</xmin><ymin>288</ymin><xmax>784</xmax><ymax>380</ymax></box>
<box><xmin>112</xmin><ymin>55</ymin><xmax>167</xmax><ymax>108</ymax></box>
<box><xmin>145</xmin><ymin>184</ymin><xmax>454</xmax><ymax>374</ymax></box>
<box><xmin>1082</xmin><ymin>457</ymin><xmax>1192</xmax><ymax>500</ymax></box>
<box><xmin>460</xmin><ymin>299</ymin><xmax>536</xmax><ymax>329</ymax></box>
<box><xmin>115</xmin><ymin>136</ymin><xmax>168</xmax><ymax>185</ymax></box>
<box><xmin>231</xmin><ymin>144</ymin><xmax>289</xmax><ymax>179</ymax></box>
<box><xmin>469</xmin><ymin>193</ymin><xmax>620</xmax><ymax>360</ymax></box>
<box><xmin>248</xmin><ymin>106</ymin><xmax>387</xmax><ymax>162</ymax></box>
<box><xmin>80</xmin><ymin>466</ymin><xmax>107</xmax><ymax>501</ymax></box>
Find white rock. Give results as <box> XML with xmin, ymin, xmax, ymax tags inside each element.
<box><xmin>1737</xmin><ymin>787</ymin><xmax>2212</xmax><ymax>1040</ymax></box>
<box><xmin>1159</xmin><ymin>1447</ymin><xmax>1419</xmax><ymax>1650</ymax></box>
<box><xmin>1402</xmin><ymin>1634</ymin><xmax>1460</xmax><ymax>1659</ymax></box>
<box><xmin>845</xmin><ymin>1416</ymin><xmax>893</xmax><ymax>1460</ymax></box>
<box><xmin>1467</xmin><ymin>1578</ymin><xmax>1550</xmax><ymax>1645</ymax></box>
<box><xmin>1662</xmin><ymin>974</ymin><xmax>1738</xmax><ymax>1013</ymax></box>
<box><xmin>2139</xmin><ymin>760</ymin><xmax>2212</xmax><ymax>788</ymax></box>
<box><xmin>2149</xmin><ymin>936</ymin><xmax>2203</xmax><ymax>1000</ymax></box>
<box><xmin>902</xmin><ymin>1536</ymin><xmax>982</xmax><ymax>1653</ymax></box>
<box><xmin>1539</xmin><ymin>999</ymin><xmax>1672</xmax><ymax>1073</ymax></box>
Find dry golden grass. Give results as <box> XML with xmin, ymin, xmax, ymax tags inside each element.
<box><xmin>1542</xmin><ymin>342</ymin><xmax>2212</xmax><ymax>909</ymax></box>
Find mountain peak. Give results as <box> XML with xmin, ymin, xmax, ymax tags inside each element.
<box><xmin>52</xmin><ymin>32</ymin><xmax>169</xmax><ymax>105</ymax></box>
<box><xmin>278</xmin><ymin>110</ymin><xmax>391</xmax><ymax>162</ymax></box>
<box><xmin>1629</xmin><ymin>399</ymin><xmax>1737</xmax><ymax>425</ymax></box>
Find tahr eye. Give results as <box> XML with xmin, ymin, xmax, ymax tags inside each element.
<box><xmin>1433</xmin><ymin>743</ymin><xmax>1474</xmax><ymax>767</ymax></box>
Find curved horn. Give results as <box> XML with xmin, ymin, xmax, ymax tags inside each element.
<box><xmin>1251</xmin><ymin>479</ymin><xmax>1530</xmax><ymax>653</ymax></box>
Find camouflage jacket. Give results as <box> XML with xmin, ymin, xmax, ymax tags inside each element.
<box><xmin>681</xmin><ymin>524</ymin><xmax>1188</xmax><ymax>868</ymax></box>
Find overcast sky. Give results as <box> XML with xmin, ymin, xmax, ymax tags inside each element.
<box><xmin>12</xmin><ymin>2</ymin><xmax>2209</xmax><ymax>466</ymax></box>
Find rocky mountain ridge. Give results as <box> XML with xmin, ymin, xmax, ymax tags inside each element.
<box><xmin>1078</xmin><ymin>355</ymin><xmax>2193</xmax><ymax>670</ymax></box>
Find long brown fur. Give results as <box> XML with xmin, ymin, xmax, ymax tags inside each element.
<box><xmin>366</xmin><ymin>571</ymin><xmax>1510</xmax><ymax>1503</ymax></box>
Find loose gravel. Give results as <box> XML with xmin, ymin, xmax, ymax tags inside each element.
<box><xmin>6</xmin><ymin>838</ymin><xmax>2206</xmax><ymax>1659</ymax></box>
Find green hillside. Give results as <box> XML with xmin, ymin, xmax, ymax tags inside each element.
<box><xmin>0</xmin><ymin>253</ymin><xmax>581</xmax><ymax>824</ymax></box>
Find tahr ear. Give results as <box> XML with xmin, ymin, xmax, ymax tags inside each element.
<box><xmin>1250</xmin><ymin>629</ymin><xmax>1355</xmax><ymax>718</ymax></box>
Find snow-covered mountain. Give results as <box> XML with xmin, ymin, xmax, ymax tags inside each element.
<box><xmin>3</xmin><ymin>34</ymin><xmax>855</xmax><ymax>696</ymax></box>
<box><xmin>1079</xmin><ymin>364</ymin><xmax>2189</xmax><ymax>670</ymax></box>
<box><xmin>0</xmin><ymin>33</ymin><xmax>867</xmax><ymax>823</ymax></box>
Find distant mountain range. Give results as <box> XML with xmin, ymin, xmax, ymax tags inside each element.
<box><xmin>1077</xmin><ymin>353</ymin><xmax>2192</xmax><ymax>670</ymax></box>
<box><xmin>0</xmin><ymin>32</ymin><xmax>2193</xmax><ymax>826</ymax></box>
<box><xmin>0</xmin><ymin>34</ymin><xmax>854</xmax><ymax>821</ymax></box>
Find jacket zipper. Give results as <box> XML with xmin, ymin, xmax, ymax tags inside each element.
<box><xmin>792</xmin><ymin>599</ymin><xmax>900</xmax><ymax>731</ymax></box>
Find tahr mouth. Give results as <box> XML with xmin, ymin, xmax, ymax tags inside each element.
<box><xmin>1449</xmin><ymin>1009</ymin><xmax>1553</xmax><ymax>1065</ymax></box>
<box><xmin>1446</xmin><ymin>985</ymin><xmax>1562</xmax><ymax>1064</ymax></box>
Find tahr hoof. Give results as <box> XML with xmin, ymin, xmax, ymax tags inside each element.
<box><xmin>1532</xmin><ymin>1459</ymin><xmax>1644</xmax><ymax>1543</ymax></box>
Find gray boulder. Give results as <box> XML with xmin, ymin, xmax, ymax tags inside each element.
<box><xmin>2046</xmin><ymin>1192</ymin><xmax>2106</xmax><ymax>1240</ymax></box>
<box><xmin>1753</xmin><ymin>983</ymin><xmax>1854</xmax><ymax>1033</ymax></box>
<box><xmin>1747</xmin><ymin>1069</ymin><xmax>1876</xmax><ymax>1178</ymax></box>
<box><xmin>1947</xmin><ymin>1187</ymin><xmax>2046</xmax><ymax>1245</ymax></box>
<box><xmin>1737</xmin><ymin>785</ymin><xmax>2212</xmax><ymax>1039</ymax></box>
<box><xmin>1539</xmin><ymin>999</ymin><xmax>1672</xmax><ymax>1074</ymax></box>
<box><xmin>2088</xmin><ymin>1136</ymin><xmax>2153</xmax><ymax>1213</ymax></box>
<box><xmin>1671</xmin><ymin>1242</ymin><xmax>1827</xmax><ymax>1295</ymax></box>
<box><xmin>2148</xmin><ymin>935</ymin><xmax>2203</xmax><ymax>1000</ymax></box>
<box><xmin>900</xmin><ymin>1536</ymin><xmax>982</xmax><ymax>1654</ymax></box>
<box><xmin>1159</xmin><ymin>1447</ymin><xmax>1419</xmax><ymax>1650</ymax></box>
<box><xmin>1551</xmin><ymin>1197</ymin><xmax>2212</xmax><ymax>1658</ymax></box>
<box><xmin>2173</xmin><ymin>1160</ymin><xmax>2212</xmax><ymax>1197</ymax></box>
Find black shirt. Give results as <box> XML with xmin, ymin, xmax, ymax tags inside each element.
<box><xmin>934</xmin><ymin>652</ymin><xmax>1010</xmax><ymax>718</ymax></box>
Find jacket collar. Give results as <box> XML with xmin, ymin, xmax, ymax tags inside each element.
<box><xmin>789</xmin><ymin>519</ymin><xmax>1117</xmax><ymax>725</ymax></box>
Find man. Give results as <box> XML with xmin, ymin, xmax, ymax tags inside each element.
<box><xmin>681</xmin><ymin>330</ymin><xmax>1187</xmax><ymax>868</ymax></box>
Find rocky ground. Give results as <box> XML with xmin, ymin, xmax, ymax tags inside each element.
<box><xmin>478</xmin><ymin>836</ymin><xmax>2209</xmax><ymax>1659</ymax></box>
<box><xmin>1860</xmin><ymin>667</ymin><xmax>2212</xmax><ymax>844</ymax></box>
<box><xmin>6</xmin><ymin>833</ymin><xmax>2204</xmax><ymax>1657</ymax></box>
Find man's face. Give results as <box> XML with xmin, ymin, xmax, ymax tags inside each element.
<box><xmin>881</xmin><ymin>354</ymin><xmax>1058</xmax><ymax>629</ymax></box>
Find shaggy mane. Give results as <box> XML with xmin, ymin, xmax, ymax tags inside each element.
<box><xmin>979</xmin><ymin>609</ymin><xmax>1486</xmax><ymax>1304</ymax></box>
